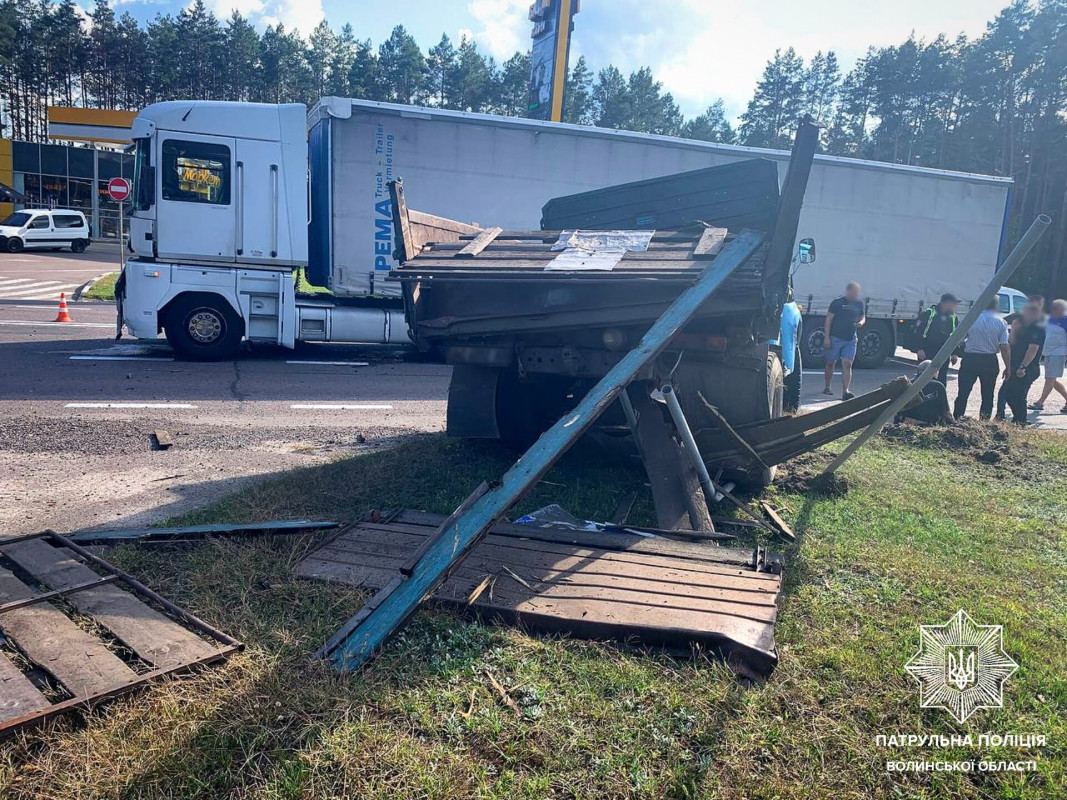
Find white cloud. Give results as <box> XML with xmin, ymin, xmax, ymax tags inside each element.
<box><xmin>464</xmin><ymin>0</ymin><xmax>528</xmax><ymax>60</ymax></box>
<box><xmin>207</xmin><ymin>0</ymin><xmax>323</xmax><ymax>35</ymax></box>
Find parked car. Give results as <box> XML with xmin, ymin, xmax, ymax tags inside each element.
<box><xmin>0</xmin><ymin>209</ymin><xmax>91</xmax><ymax>253</ymax></box>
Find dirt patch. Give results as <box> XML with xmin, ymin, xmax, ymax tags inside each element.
<box><xmin>880</xmin><ymin>417</ymin><xmax>1041</xmax><ymax>481</ymax></box>
<box><xmin>776</xmin><ymin>450</ymin><xmax>849</xmax><ymax>497</ymax></box>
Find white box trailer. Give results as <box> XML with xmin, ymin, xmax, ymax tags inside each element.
<box><xmin>308</xmin><ymin>97</ymin><xmax>1012</xmax><ymax>365</ymax></box>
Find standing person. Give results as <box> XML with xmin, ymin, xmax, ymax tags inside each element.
<box><xmin>996</xmin><ymin>301</ymin><xmax>1046</xmax><ymax>425</ymax></box>
<box><xmin>953</xmin><ymin>297</ymin><xmax>1010</xmax><ymax>420</ymax></box>
<box><xmin>915</xmin><ymin>293</ymin><xmax>960</xmax><ymax>384</ymax></box>
<box><xmin>822</xmin><ymin>282</ymin><xmax>865</xmax><ymax>401</ymax></box>
<box><xmin>1029</xmin><ymin>298</ymin><xmax>1067</xmax><ymax>413</ymax></box>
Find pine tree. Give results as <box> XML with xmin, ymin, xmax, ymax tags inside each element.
<box><xmin>377</xmin><ymin>25</ymin><xmax>426</xmax><ymax>104</ymax></box>
<box><xmin>426</xmin><ymin>34</ymin><xmax>456</xmax><ymax>107</ymax></box>
<box><xmin>450</xmin><ymin>36</ymin><xmax>491</xmax><ymax>112</ymax></box>
<box><xmin>739</xmin><ymin>47</ymin><xmax>806</xmax><ymax>148</ymax></box>
<box><xmin>563</xmin><ymin>55</ymin><xmax>593</xmax><ymax>124</ymax></box>
<box><xmin>682</xmin><ymin>99</ymin><xmax>735</xmax><ymax>143</ymax></box>
<box><xmin>592</xmin><ymin>65</ymin><xmax>629</xmax><ymax>128</ymax></box>
<box><xmin>308</xmin><ymin>21</ymin><xmax>337</xmax><ymax>99</ymax></box>
<box><xmin>223</xmin><ymin>12</ymin><xmax>260</xmax><ymax>102</ymax></box>
<box><xmin>493</xmin><ymin>50</ymin><xmax>529</xmax><ymax>116</ymax></box>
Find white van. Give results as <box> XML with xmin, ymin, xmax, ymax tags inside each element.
<box><xmin>0</xmin><ymin>209</ymin><xmax>91</xmax><ymax>253</ymax></box>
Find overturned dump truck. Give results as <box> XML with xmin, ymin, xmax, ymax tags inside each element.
<box><xmin>392</xmin><ymin>124</ymin><xmax>813</xmax><ymax>481</ymax></box>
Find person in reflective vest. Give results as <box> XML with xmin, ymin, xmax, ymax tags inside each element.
<box><xmin>916</xmin><ymin>293</ymin><xmax>960</xmax><ymax>384</ymax></box>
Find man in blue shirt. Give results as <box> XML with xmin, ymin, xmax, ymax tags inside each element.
<box><xmin>822</xmin><ymin>282</ymin><xmax>865</xmax><ymax>401</ymax></box>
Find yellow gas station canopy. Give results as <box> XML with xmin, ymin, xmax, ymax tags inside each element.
<box><xmin>47</xmin><ymin>107</ymin><xmax>137</xmax><ymax>144</ymax></box>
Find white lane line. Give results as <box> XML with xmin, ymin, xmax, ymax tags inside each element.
<box><xmin>0</xmin><ymin>278</ymin><xmax>36</xmax><ymax>286</ymax></box>
<box><xmin>290</xmin><ymin>403</ymin><xmax>393</xmax><ymax>410</ymax></box>
<box><xmin>65</xmin><ymin>402</ymin><xmax>197</xmax><ymax>409</ymax></box>
<box><xmin>285</xmin><ymin>360</ymin><xmax>370</xmax><ymax>367</ymax></box>
<box><xmin>69</xmin><ymin>355</ymin><xmax>175</xmax><ymax>362</ymax></box>
<box><xmin>0</xmin><ymin>284</ymin><xmax>73</xmax><ymax>298</ymax></box>
<box><xmin>0</xmin><ymin>319</ymin><xmax>114</xmax><ymax>328</ymax></box>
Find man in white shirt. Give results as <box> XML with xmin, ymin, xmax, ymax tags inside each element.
<box><xmin>953</xmin><ymin>297</ymin><xmax>1010</xmax><ymax>420</ymax></box>
<box><xmin>1030</xmin><ymin>298</ymin><xmax>1067</xmax><ymax>413</ymax></box>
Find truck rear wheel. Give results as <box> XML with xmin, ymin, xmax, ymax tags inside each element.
<box><xmin>800</xmin><ymin>316</ymin><xmax>825</xmax><ymax>366</ymax></box>
<box><xmin>854</xmin><ymin>319</ymin><xmax>894</xmax><ymax>368</ymax></box>
<box><xmin>164</xmin><ymin>293</ymin><xmax>244</xmax><ymax>361</ymax></box>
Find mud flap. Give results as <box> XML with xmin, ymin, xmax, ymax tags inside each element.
<box><xmin>446</xmin><ymin>364</ymin><xmax>501</xmax><ymax>438</ymax></box>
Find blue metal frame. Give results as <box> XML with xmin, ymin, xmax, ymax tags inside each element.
<box><xmin>321</xmin><ymin>228</ymin><xmax>766</xmax><ymax>671</ymax></box>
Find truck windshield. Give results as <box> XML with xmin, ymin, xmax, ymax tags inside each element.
<box><xmin>132</xmin><ymin>138</ymin><xmax>153</xmax><ymax>211</ymax></box>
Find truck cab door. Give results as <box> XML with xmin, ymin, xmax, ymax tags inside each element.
<box><xmin>234</xmin><ymin>138</ymin><xmax>295</xmax><ymax>265</ymax></box>
<box><xmin>155</xmin><ymin>134</ymin><xmax>237</xmax><ymax>262</ymax></box>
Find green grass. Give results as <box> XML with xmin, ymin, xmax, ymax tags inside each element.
<box><xmin>2</xmin><ymin>427</ymin><xmax>1065</xmax><ymax>799</ymax></box>
<box><xmin>81</xmin><ymin>271</ymin><xmax>118</xmax><ymax>300</ymax></box>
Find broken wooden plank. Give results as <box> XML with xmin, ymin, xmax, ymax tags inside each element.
<box><xmin>454</xmin><ymin>226</ymin><xmax>503</xmax><ymax>258</ymax></box>
<box><xmin>0</xmin><ymin>652</ymin><xmax>50</xmax><ymax>723</ymax></box>
<box><xmin>66</xmin><ymin>519</ymin><xmax>338</xmax><ymax>546</ymax></box>
<box><xmin>2</xmin><ymin>539</ymin><xmax>219</xmax><ymax>670</ymax></box>
<box><xmin>152</xmin><ymin>429</ymin><xmax>174</xmax><ymax>450</ymax></box>
<box><xmin>759</xmin><ymin>502</ymin><xmax>795</xmax><ymax>543</ymax></box>
<box><xmin>0</xmin><ymin>567</ymin><xmax>137</xmax><ymax>697</ymax></box>
<box><xmin>388</xmin><ymin>179</ymin><xmax>416</xmax><ymax>263</ymax></box>
<box><xmin>318</xmin><ymin>229</ymin><xmax>766</xmax><ymax>671</ymax></box>
<box><xmin>697</xmin><ymin>393</ymin><xmax>768</xmax><ymax>470</ymax></box>
<box><xmin>692</xmin><ymin>226</ymin><xmax>727</xmax><ymax>258</ymax></box>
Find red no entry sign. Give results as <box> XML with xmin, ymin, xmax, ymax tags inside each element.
<box><xmin>107</xmin><ymin>177</ymin><xmax>131</xmax><ymax>202</ymax></box>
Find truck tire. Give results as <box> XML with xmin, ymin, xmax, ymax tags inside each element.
<box><xmin>163</xmin><ymin>293</ymin><xmax>244</xmax><ymax>361</ymax></box>
<box><xmin>855</xmin><ymin>319</ymin><xmax>894</xmax><ymax>368</ymax></box>
<box><xmin>800</xmin><ymin>315</ymin><xmax>825</xmax><ymax>367</ymax></box>
<box><xmin>783</xmin><ymin>343</ymin><xmax>802</xmax><ymax>412</ymax></box>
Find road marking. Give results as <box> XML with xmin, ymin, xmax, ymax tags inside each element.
<box><xmin>0</xmin><ymin>319</ymin><xmax>114</xmax><ymax>328</ymax></box>
<box><xmin>289</xmin><ymin>403</ymin><xmax>393</xmax><ymax>410</ymax></box>
<box><xmin>69</xmin><ymin>355</ymin><xmax>175</xmax><ymax>362</ymax></box>
<box><xmin>65</xmin><ymin>403</ymin><xmax>197</xmax><ymax>409</ymax></box>
<box><xmin>285</xmin><ymin>360</ymin><xmax>370</xmax><ymax>367</ymax></box>
<box><xmin>0</xmin><ymin>278</ymin><xmax>35</xmax><ymax>286</ymax></box>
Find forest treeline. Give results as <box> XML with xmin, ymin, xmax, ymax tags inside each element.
<box><xmin>0</xmin><ymin>0</ymin><xmax>1064</xmax><ymax>294</ymax></box>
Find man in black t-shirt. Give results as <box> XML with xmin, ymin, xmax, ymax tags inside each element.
<box><xmin>996</xmin><ymin>301</ymin><xmax>1046</xmax><ymax>424</ymax></box>
<box><xmin>822</xmin><ymin>282</ymin><xmax>866</xmax><ymax>400</ymax></box>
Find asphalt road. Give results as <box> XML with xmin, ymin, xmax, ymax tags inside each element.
<box><xmin>0</xmin><ymin>240</ymin><xmax>124</xmax><ymax>301</ymax></box>
<box><xmin>0</xmin><ymin>250</ymin><xmax>1061</xmax><ymax>534</ymax></box>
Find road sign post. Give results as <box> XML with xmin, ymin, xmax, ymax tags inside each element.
<box><xmin>107</xmin><ymin>177</ymin><xmax>130</xmax><ymax>272</ymax></box>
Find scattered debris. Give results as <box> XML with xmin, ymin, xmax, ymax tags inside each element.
<box><xmin>66</xmin><ymin>519</ymin><xmax>339</xmax><ymax>546</ymax></box>
<box><xmin>0</xmin><ymin>531</ymin><xmax>240</xmax><ymax>737</ymax></box>
<box><xmin>759</xmin><ymin>501</ymin><xmax>795</xmax><ymax>542</ymax></box>
<box><xmin>314</xmin><ymin>229</ymin><xmax>766</xmax><ymax>673</ymax></box>
<box><xmin>299</xmin><ymin>510</ymin><xmax>784</xmax><ymax>676</ymax></box>
<box><xmin>152</xmin><ymin>429</ymin><xmax>175</xmax><ymax>450</ymax></box>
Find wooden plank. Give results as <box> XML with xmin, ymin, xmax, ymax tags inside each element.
<box><xmin>316</xmin><ymin>525</ymin><xmax>779</xmax><ymax>594</ymax></box>
<box><xmin>692</xmin><ymin>227</ymin><xmax>728</xmax><ymax>259</ymax></box>
<box><xmin>0</xmin><ymin>652</ymin><xmax>50</xmax><ymax>723</ymax></box>
<box><xmin>319</xmin><ymin>230</ymin><xmax>766</xmax><ymax>671</ymax></box>
<box><xmin>2</xmin><ymin>540</ymin><xmax>219</xmax><ymax>670</ymax></box>
<box><xmin>761</xmin><ymin>122</ymin><xmax>818</xmax><ymax>300</ymax></box>
<box><xmin>152</xmin><ymin>429</ymin><xmax>174</xmax><ymax>450</ymax></box>
<box><xmin>454</xmin><ymin>227</ymin><xmax>503</xmax><ymax>258</ymax></box>
<box><xmin>0</xmin><ymin>567</ymin><xmax>137</xmax><ymax>697</ymax></box>
<box><xmin>760</xmin><ymin>502</ymin><xmax>795</xmax><ymax>542</ymax></box>
<box><xmin>393</xmin><ymin>512</ymin><xmax>759</xmax><ymax>568</ymax></box>
<box><xmin>388</xmin><ymin>179</ymin><xmax>416</xmax><ymax>263</ymax></box>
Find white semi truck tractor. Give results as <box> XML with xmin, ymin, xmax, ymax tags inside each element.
<box><xmin>119</xmin><ymin>98</ymin><xmax>1012</xmax><ymax>365</ymax></box>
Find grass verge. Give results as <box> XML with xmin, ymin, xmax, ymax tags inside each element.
<box><xmin>80</xmin><ymin>271</ymin><xmax>118</xmax><ymax>301</ymax></box>
<box><xmin>1</xmin><ymin>425</ymin><xmax>1064</xmax><ymax>799</ymax></box>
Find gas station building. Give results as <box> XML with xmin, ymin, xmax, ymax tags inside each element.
<box><xmin>0</xmin><ymin>108</ymin><xmax>135</xmax><ymax>239</ymax></box>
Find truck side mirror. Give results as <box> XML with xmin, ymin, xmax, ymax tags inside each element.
<box><xmin>798</xmin><ymin>237</ymin><xmax>815</xmax><ymax>264</ymax></box>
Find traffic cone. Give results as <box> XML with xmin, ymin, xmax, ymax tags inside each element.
<box><xmin>54</xmin><ymin>292</ymin><xmax>72</xmax><ymax>323</ymax></box>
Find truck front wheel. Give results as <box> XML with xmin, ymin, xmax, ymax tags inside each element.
<box><xmin>164</xmin><ymin>293</ymin><xmax>244</xmax><ymax>361</ymax></box>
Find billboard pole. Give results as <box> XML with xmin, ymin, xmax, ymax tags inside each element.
<box><xmin>528</xmin><ymin>0</ymin><xmax>579</xmax><ymax>123</ymax></box>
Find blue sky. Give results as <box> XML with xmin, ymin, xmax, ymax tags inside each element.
<box><xmin>111</xmin><ymin>0</ymin><xmax>1011</xmax><ymax>119</ymax></box>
